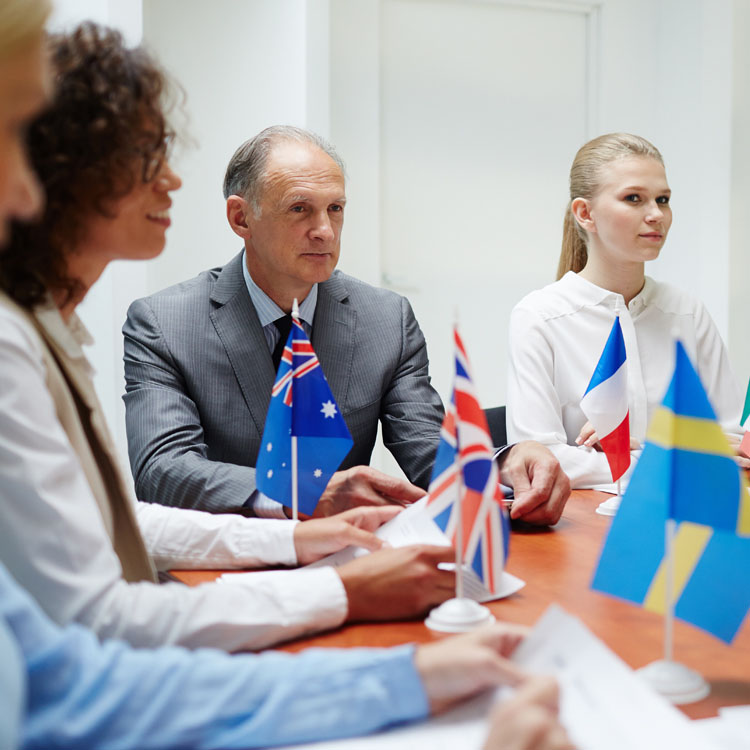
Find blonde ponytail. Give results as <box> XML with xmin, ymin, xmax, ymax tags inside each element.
<box><xmin>556</xmin><ymin>133</ymin><xmax>663</xmax><ymax>278</ymax></box>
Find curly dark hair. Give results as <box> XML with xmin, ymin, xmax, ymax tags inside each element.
<box><xmin>0</xmin><ymin>21</ymin><xmax>176</xmax><ymax>308</ymax></box>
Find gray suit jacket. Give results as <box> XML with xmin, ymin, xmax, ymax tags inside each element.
<box><xmin>123</xmin><ymin>252</ymin><xmax>445</xmax><ymax>512</ymax></box>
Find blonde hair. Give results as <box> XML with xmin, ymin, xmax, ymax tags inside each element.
<box><xmin>0</xmin><ymin>0</ymin><xmax>50</xmax><ymax>58</ymax></box>
<box><xmin>556</xmin><ymin>133</ymin><xmax>664</xmax><ymax>279</ymax></box>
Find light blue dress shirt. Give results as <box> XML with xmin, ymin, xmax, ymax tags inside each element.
<box><xmin>241</xmin><ymin>248</ymin><xmax>317</xmax><ymax>347</ymax></box>
<box><xmin>0</xmin><ymin>563</ymin><xmax>429</xmax><ymax>749</ymax></box>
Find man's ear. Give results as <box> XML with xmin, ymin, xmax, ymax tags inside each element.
<box><xmin>226</xmin><ymin>195</ymin><xmax>252</xmax><ymax>238</ymax></box>
<box><xmin>571</xmin><ymin>197</ymin><xmax>595</xmax><ymax>234</ymax></box>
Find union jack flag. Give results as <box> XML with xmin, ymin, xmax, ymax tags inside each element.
<box><xmin>425</xmin><ymin>328</ymin><xmax>510</xmax><ymax>594</ymax></box>
<box><xmin>256</xmin><ymin>314</ymin><xmax>353</xmax><ymax>515</ymax></box>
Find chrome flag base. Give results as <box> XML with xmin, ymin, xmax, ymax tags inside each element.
<box><xmin>425</xmin><ymin>597</ymin><xmax>495</xmax><ymax>633</ymax></box>
<box><xmin>636</xmin><ymin>659</ymin><xmax>710</xmax><ymax>704</ymax></box>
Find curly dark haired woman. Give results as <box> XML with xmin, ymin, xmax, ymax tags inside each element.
<box><xmin>2</xmin><ymin>21</ymin><xmax>178</xmax><ymax>312</ymax></box>
<box><xmin>0</xmin><ymin>19</ymin><xmax>411</xmax><ymax>653</ymax></box>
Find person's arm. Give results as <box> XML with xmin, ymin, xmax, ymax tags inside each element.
<box><xmin>136</xmin><ymin>502</ymin><xmax>404</xmax><ymax>570</ymax></box>
<box><xmin>506</xmin><ymin>304</ymin><xmax>635</xmax><ymax>491</ymax></box>
<box><xmin>0</xmin><ymin>615</ymin><xmax>23</xmax><ymax>750</ymax></box>
<box><xmin>3</xmin><ymin>559</ymin><xmax>426</xmax><ymax>750</ymax></box>
<box><xmin>123</xmin><ymin>296</ymin><xmax>260</xmax><ymax>512</ymax></box>
<box><xmin>4</xmin><ymin>559</ymin><xmax>529</xmax><ymax>750</ymax></box>
<box><xmin>380</xmin><ymin>295</ymin><xmax>445</xmax><ymax>488</ymax></box>
<box><xmin>0</xmin><ymin>314</ymin><xmax>348</xmax><ymax>651</ymax></box>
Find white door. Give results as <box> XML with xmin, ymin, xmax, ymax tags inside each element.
<box><xmin>329</xmin><ymin>0</ymin><xmax>678</xmax><ymax>394</ymax></box>
<box><xmin>328</xmin><ymin>0</ymin><xmax>730</xmax><ymax>475</ymax></box>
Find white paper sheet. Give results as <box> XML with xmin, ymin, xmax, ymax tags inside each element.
<box><xmin>695</xmin><ymin>705</ymin><xmax>750</xmax><ymax>749</ymax></box>
<box><xmin>221</xmin><ymin>498</ymin><xmax>525</xmax><ymax>602</ymax></box>
<box><xmin>276</xmin><ymin>605</ymin><xmax>722</xmax><ymax>750</ymax></box>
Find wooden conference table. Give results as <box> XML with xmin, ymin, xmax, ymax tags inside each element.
<box><xmin>172</xmin><ymin>489</ymin><xmax>750</xmax><ymax>720</ymax></box>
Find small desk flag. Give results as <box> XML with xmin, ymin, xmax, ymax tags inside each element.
<box><xmin>739</xmin><ymin>377</ymin><xmax>750</xmax><ymax>459</ymax></box>
<box><xmin>256</xmin><ymin>315</ymin><xmax>353</xmax><ymax>516</ymax></box>
<box><xmin>580</xmin><ymin>315</ymin><xmax>631</xmax><ymax>482</ymax></box>
<box><xmin>592</xmin><ymin>340</ymin><xmax>750</xmax><ymax>642</ymax></box>
<box><xmin>425</xmin><ymin>327</ymin><xmax>510</xmax><ymax>594</ymax></box>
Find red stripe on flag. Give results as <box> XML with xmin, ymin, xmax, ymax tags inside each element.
<box><xmin>598</xmin><ymin>413</ymin><xmax>631</xmax><ymax>482</ymax></box>
<box><xmin>460</xmin><ymin>488</ymin><xmax>483</xmax><ymax>553</ymax></box>
<box><xmin>454</xmin><ymin>389</ymin><xmax>485</xmax><ymax>428</ymax></box>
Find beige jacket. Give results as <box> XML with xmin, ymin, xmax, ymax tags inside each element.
<box><xmin>0</xmin><ymin>291</ymin><xmax>155</xmax><ymax>584</ymax></box>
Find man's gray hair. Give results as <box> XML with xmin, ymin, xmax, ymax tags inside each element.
<box><xmin>222</xmin><ymin>125</ymin><xmax>346</xmax><ymax>215</ymax></box>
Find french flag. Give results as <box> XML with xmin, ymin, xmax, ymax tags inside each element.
<box><xmin>580</xmin><ymin>316</ymin><xmax>631</xmax><ymax>482</ymax></box>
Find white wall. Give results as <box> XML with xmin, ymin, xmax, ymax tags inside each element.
<box><xmin>45</xmin><ymin>0</ymin><xmax>750</xmax><ymax>470</ymax></box>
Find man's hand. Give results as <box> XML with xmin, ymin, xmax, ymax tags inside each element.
<box><xmin>414</xmin><ymin>622</ymin><xmax>528</xmax><ymax>714</ymax></box>
<box><xmin>292</xmin><ymin>506</ymin><xmax>403</xmax><ymax>565</ymax></box>
<box><xmin>483</xmin><ymin>676</ymin><xmax>575</xmax><ymax>750</ymax></box>
<box><xmin>313</xmin><ymin>465</ymin><xmax>426</xmax><ymax>517</ymax></box>
<box><xmin>337</xmin><ymin>544</ymin><xmax>456</xmax><ymax>621</ymax></box>
<box><xmin>500</xmin><ymin>441</ymin><xmax>570</xmax><ymax>525</ymax></box>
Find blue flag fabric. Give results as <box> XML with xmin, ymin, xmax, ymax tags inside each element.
<box><xmin>591</xmin><ymin>341</ymin><xmax>750</xmax><ymax>642</ymax></box>
<box><xmin>256</xmin><ymin>317</ymin><xmax>353</xmax><ymax>515</ymax></box>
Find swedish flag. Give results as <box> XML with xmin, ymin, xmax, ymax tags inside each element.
<box><xmin>592</xmin><ymin>341</ymin><xmax>750</xmax><ymax>643</ymax></box>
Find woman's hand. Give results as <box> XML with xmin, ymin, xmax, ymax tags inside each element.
<box><xmin>483</xmin><ymin>676</ymin><xmax>576</xmax><ymax>750</ymax></box>
<box><xmin>575</xmin><ymin>421</ymin><xmax>640</xmax><ymax>451</ymax></box>
<box><xmin>724</xmin><ymin>433</ymin><xmax>750</xmax><ymax>469</ymax></box>
<box><xmin>292</xmin><ymin>506</ymin><xmax>402</xmax><ymax>565</ymax></box>
<box><xmin>414</xmin><ymin>623</ymin><xmax>528</xmax><ymax>714</ymax></box>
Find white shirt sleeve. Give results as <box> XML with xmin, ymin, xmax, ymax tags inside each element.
<box><xmin>0</xmin><ymin>309</ymin><xmax>348</xmax><ymax>651</ymax></box>
<box><xmin>507</xmin><ymin>302</ymin><xmax>637</xmax><ymax>491</ymax></box>
<box><xmin>134</xmin><ymin>502</ymin><xmax>299</xmax><ymax>570</ymax></box>
<box><xmin>692</xmin><ymin>300</ymin><xmax>743</xmax><ymax>437</ymax></box>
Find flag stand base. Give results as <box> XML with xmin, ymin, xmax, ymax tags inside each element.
<box><xmin>595</xmin><ymin>495</ymin><xmax>621</xmax><ymax>516</ymax></box>
<box><xmin>425</xmin><ymin>598</ymin><xmax>495</xmax><ymax>633</ymax></box>
<box><xmin>636</xmin><ymin>659</ymin><xmax>710</xmax><ymax>704</ymax></box>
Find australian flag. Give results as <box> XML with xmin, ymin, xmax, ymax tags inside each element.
<box><xmin>256</xmin><ymin>315</ymin><xmax>353</xmax><ymax>515</ymax></box>
<box><xmin>425</xmin><ymin>327</ymin><xmax>510</xmax><ymax>594</ymax></box>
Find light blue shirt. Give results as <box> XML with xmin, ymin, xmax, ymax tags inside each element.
<box><xmin>0</xmin><ymin>614</ymin><xmax>23</xmax><ymax>750</ymax></box>
<box><xmin>0</xmin><ymin>562</ymin><xmax>429</xmax><ymax>749</ymax></box>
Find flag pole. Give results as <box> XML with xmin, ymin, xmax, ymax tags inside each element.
<box><xmin>634</xmin><ymin>334</ymin><xmax>710</xmax><ymax>704</ymax></box>
<box><xmin>664</xmin><ymin>518</ymin><xmax>675</xmax><ymax>662</ymax></box>
<box><xmin>452</xmin><ymin>314</ymin><xmax>464</xmax><ymax>600</ymax></box>
<box><xmin>425</xmin><ymin>319</ymin><xmax>495</xmax><ymax>633</ymax></box>
<box><xmin>455</xmin><ymin>453</ymin><xmax>465</xmax><ymax>600</ymax></box>
<box><xmin>291</xmin><ymin>298</ymin><xmax>300</xmax><ymax>522</ymax></box>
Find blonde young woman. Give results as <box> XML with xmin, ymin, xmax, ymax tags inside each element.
<box><xmin>506</xmin><ymin>133</ymin><xmax>743</xmax><ymax>491</ymax></box>
<box><xmin>0</xmin><ymin>5</ymin><xmax>576</xmax><ymax>750</ymax></box>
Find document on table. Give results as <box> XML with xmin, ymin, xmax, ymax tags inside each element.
<box><xmin>695</xmin><ymin>705</ymin><xmax>750</xmax><ymax>749</ymax></box>
<box><xmin>221</xmin><ymin>498</ymin><xmax>525</xmax><ymax>602</ymax></box>
<box><xmin>275</xmin><ymin>605</ymin><xmax>722</xmax><ymax>750</ymax></box>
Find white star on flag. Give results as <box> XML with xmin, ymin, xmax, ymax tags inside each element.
<box><xmin>266</xmin><ymin>442</ymin><xmax>272</xmax><ymax>452</ymax></box>
<box><xmin>314</xmin><ymin>469</ymin><xmax>322</xmax><ymax>478</ymax></box>
<box><xmin>321</xmin><ymin>400</ymin><xmax>338</xmax><ymax>418</ymax></box>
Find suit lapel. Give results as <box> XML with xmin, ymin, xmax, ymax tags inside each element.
<box><xmin>209</xmin><ymin>253</ymin><xmax>276</xmax><ymax>435</ymax></box>
<box><xmin>313</xmin><ymin>273</ymin><xmax>355</xmax><ymax>411</ymax></box>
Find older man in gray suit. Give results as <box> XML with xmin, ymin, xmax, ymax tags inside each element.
<box><xmin>123</xmin><ymin>126</ymin><xmax>569</xmax><ymax>524</ymax></box>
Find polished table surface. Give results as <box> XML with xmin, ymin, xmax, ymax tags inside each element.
<box><xmin>172</xmin><ymin>489</ymin><xmax>750</xmax><ymax>720</ymax></box>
